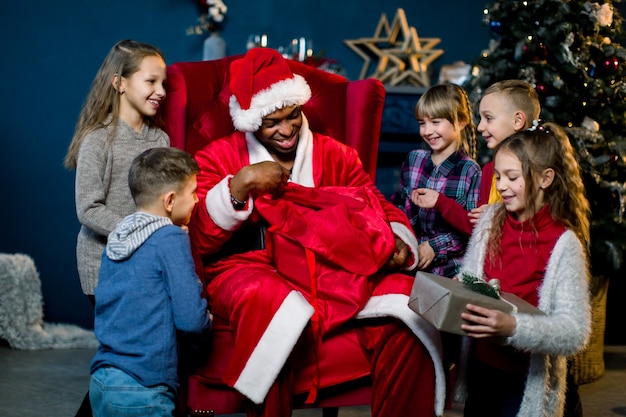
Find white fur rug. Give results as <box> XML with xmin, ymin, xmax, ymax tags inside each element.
<box><xmin>0</xmin><ymin>253</ymin><xmax>98</xmax><ymax>350</ymax></box>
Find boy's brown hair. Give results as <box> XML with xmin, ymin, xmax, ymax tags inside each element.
<box><xmin>129</xmin><ymin>147</ymin><xmax>199</xmax><ymax>208</ymax></box>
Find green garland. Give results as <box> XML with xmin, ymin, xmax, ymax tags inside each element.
<box><xmin>461</xmin><ymin>273</ymin><xmax>500</xmax><ymax>299</ymax></box>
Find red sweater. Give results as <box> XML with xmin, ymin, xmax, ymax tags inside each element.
<box><xmin>483</xmin><ymin>205</ymin><xmax>566</xmax><ymax>307</ymax></box>
<box><xmin>475</xmin><ymin>205</ymin><xmax>566</xmax><ymax>373</ymax></box>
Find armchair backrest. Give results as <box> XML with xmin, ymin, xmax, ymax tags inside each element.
<box><xmin>160</xmin><ymin>55</ymin><xmax>386</xmax><ymax>180</ymax></box>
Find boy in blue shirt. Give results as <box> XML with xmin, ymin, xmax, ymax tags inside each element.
<box><xmin>89</xmin><ymin>147</ymin><xmax>211</xmax><ymax>417</ymax></box>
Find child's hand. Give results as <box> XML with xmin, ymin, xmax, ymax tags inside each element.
<box><xmin>460</xmin><ymin>303</ymin><xmax>517</xmax><ymax>338</ymax></box>
<box><xmin>416</xmin><ymin>242</ymin><xmax>435</xmax><ymax>270</ymax></box>
<box><xmin>180</xmin><ymin>225</ymin><xmax>190</xmax><ymax>234</ymax></box>
<box><xmin>411</xmin><ymin>188</ymin><xmax>440</xmax><ymax>208</ymax></box>
<box><xmin>468</xmin><ymin>204</ymin><xmax>488</xmax><ymax>224</ymax></box>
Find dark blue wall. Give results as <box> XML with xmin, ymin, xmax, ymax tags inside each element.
<box><xmin>0</xmin><ymin>0</ymin><xmax>488</xmax><ymax>328</ymax></box>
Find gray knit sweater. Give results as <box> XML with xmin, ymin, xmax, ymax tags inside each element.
<box><xmin>457</xmin><ymin>204</ymin><xmax>591</xmax><ymax>417</ymax></box>
<box><xmin>74</xmin><ymin>118</ymin><xmax>169</xmax><ymax>294</ymax></box>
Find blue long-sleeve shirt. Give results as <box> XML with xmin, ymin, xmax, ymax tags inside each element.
<box><xmin>91</xmin><ymin>212</ymin><xmax>210</xmax><ymax>391</ymax></box>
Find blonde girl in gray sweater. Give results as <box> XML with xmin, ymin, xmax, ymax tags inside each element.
<box><xmin>64</xmin><ymin>39</ymin><xmax>170</xmax><ymax>417</ymax></box>
<box><xmin>64</xmin><ymin>39</ymin><xmax>170</xmax><ymax>299</ymax></box>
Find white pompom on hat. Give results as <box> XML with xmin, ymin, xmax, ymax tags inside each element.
<box><xmin>229</xmin><ymin>47</ymin><xmax>312</xmax><ymax>132</ymax></box>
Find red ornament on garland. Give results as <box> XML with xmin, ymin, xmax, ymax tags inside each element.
<box><xmin>601</xmin><ymin>56</ymin><xmax>619</xmax><ymax>74</ymax></box>
<box><xmin>535</xmin><ymin>83</ymin><xmax>548</xmax><ymax>95</ymax></box>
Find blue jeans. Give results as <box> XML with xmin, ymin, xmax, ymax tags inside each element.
<box><xmin>90</xmin><ymin>367</ymin><xmax>175</xmax><ymax>417</ymax></box>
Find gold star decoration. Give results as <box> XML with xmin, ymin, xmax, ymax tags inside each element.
<box><xmin>343</xmin><ymin>8</ymin><xmax>444</xmax><ymax>87</ymax></box>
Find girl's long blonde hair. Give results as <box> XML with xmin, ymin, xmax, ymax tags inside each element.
<box><xmin>414</xmin><ymin>83</ymin><xmax>477</xmax><ymax>159</ymax></box>
<box><xmin>64</xmin><ymin>40</ymin><xmax>166</xmax><ymax>170</ymax></box>
<box><xmin>486</xmin><ymin>122</ymin><xmax>591</xmax><ymax>264</ymax></box>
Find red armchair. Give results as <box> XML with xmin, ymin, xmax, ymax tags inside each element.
<box><xmin>160</xmin><ymin>55</ymin><xmax>386</xmax><ymax>416</ymax></box>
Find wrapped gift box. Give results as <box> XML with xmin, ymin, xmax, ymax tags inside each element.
<box><xmin>408</xmin><ymin>271</ymin><xmax>544</xmax><ymax>335</ymax></box>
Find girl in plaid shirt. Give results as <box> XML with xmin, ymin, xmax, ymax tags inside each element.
<box><xmin>393</xmin><ymin>84</ymin><xmax>480</xmax><ymax>278</ymax></box>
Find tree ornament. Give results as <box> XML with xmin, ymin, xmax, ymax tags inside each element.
<box><xmin>489</xmin><ymin>20</ymin><xmax>503</xmax><ymax>36</ymax></box>
<box><xmin>514</xmin><ymin>40</ymin><xmax>528</xmax><ymax>62</ymax></box>
<box><xmin>535</xmin><ymin>82</ymin><xmax>548</xmax><ymax>95</ymax></box>
<box><xmin>582</xmin><ymin>116</ymin><xmax>601</xmax><ymax>132</ymax></box>
<box><xmin>588</xmin><ymin>63</ymin><xmax>597</xmax><ymax>77</ymax></box>
<box><xmin>552</xmin><ymin>75</ymin><xmax>565</xmax><ymax>89</ymax></box>
<box><xmin>601</xmin><ymin>56</ymin><xmax>620</xmax><ymax>74</ymax></box>
<box><xmin>514</xmin><ymin>36</ymin><xmax>546</xmax><ymax>63</ymax></box>
<box><xmin>517</xmin><ymin>66</ymin><xmax>537</xmax><ymax>84</ymax></box>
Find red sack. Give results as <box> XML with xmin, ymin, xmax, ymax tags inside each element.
<box><xmin>255</xmin><ymin>184</ymin><xmax>396</xmax><ymax>335</ymax></box>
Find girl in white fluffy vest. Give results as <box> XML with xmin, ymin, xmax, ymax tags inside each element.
<box><xmin>457</xmin><ymin>122</ymin><xmax>592</xmax><ymax>417</ymax></box>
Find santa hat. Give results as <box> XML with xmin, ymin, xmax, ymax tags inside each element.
<box><xmin>229</xmin><ymin>47</ymin><xmax>312</xmax><ymax>132</ymax></box>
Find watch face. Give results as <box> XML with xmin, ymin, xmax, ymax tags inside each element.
<box><xmin>231</xmin><ymin>194</ymin><xmax>246</xmax><ymax>210</ymax></box>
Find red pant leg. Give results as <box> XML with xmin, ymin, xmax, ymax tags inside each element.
<box><xmin>358</xmin><ymin>319</ymin><xmax>436</xmax><ymax>417</ymax></box>
<box><xmin>208</xmin><ymin>263</ymin><xmax>313</xmax><ymax>406</ymax></box>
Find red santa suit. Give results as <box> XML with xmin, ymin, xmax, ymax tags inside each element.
<box><xmin>188</xmin><ymin>115</ymin><xmax>446</xmax><ymax>416</ymax></box>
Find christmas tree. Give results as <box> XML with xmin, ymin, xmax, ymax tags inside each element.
<box><xmin>464</xmin><ymin>0</ymin><xmax>626</xmax><ymax>275</ymax></box>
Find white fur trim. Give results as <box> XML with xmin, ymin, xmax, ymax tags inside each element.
<box><xmin>289</xmin><ymin>115</ymin><xmax>314</xmax><ymax>187</ymax></box>
<box><xmin>391</xmin><ymin>222</ymin><xmax>419</xmax><ymax>270</ymax></box>
<box><xmin>357</xmin><ymin>294</ymin><xmax>446</xmax><ymax>417</ymax></box>
<box><xmin>233</xmin><ymin>291</ymin><xmax>314</xmax><ymax>404</ymax></box>
<box><xmin>230</xmin><ymin>74</ymin><xmax>312</xmax><ymax>132</ymax></box>
<box><xmin>205</xmin><ymin>176</ymin><xmax>253</xmax><ymax>232</ymax></box>
<box><xmin>246</xmin><ymin>132</ymin><xmax>271</xmax><ymax>165</ymax></box>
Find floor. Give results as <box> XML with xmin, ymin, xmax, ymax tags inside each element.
<box><xmin>1</xmin><ymin>343</ymin><xmax>625</xmax><ymax>417</ymax></box>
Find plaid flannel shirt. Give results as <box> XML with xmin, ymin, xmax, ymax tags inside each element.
<box><xmin>394</xmin><ymin>149</ymin><xmax>481</xmax><ymax>277</ymax></box>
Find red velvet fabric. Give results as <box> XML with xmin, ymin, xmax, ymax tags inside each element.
<box><xmin>257</xmin><ymin>184</ymin><xmax>396</xmax><ymax>335</ymax></box>
<box><xmin>160</xmin><ymin>56</ymin><xmax>386</xmax><ymax>415</ymax></box>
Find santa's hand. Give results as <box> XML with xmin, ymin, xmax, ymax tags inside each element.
<box><xmin>383</xmin><ymin>237</ymin><xmax>409</xmax><ymax>271</ymax></box>
<box><xmin>231</xmin><ymin>161</ymin><xmax>290</xmax><ymax>200</ymax></box>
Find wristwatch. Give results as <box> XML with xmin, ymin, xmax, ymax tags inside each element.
<box><xmin>230</xmin><ymin>193</ymin><xmax>247</xmax><ymax>210</ymax></box>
